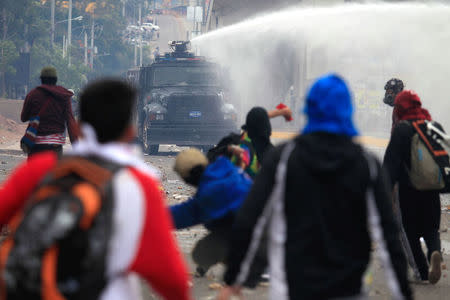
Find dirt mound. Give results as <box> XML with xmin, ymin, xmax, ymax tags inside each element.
<box><xmin>0</xmin><ymin>114</ymin><xmax>26</xmax><ymax>147</ymax></box>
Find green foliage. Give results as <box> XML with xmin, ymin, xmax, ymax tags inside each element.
<box><xmin>30</xmin><ymin>42</ymin><xmax>89</xmax><ymax>93</ymax></box>
<box><xmin>0</xmin><ymin>40</ymin><xmax>19</xmax><ymax>75</ymax></box>
<box><xmin>1</xmin><ymin>0</ymin><xmax>143</xmax><ymax>98</ymax></box>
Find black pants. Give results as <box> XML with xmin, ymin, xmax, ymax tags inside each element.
<box><xmin>28</xmin><ymin>144</ymin><xmax>63</xmax><ymax>158</ymax></box>
<box><xmin>399</xmin><ymin>185</ymin><xmax>441</xmax><ymax>280</ymax></box>
<box><xmin>192</xmin><ymin>229</ymin><xmax>267</xmax><ymax>288</ymax></box>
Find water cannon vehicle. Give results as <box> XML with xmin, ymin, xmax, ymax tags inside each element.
<box><xmin>131</xmin><ymin>41</ymin><xmax>237</xmax><ymax>154</ymax></box>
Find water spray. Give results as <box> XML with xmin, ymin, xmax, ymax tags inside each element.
<box><xmin>192</xmin><ymin>2</ymin><xmax>450</xmax><ymax>136</ymax></box>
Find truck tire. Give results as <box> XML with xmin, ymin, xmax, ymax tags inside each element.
<box><xmin>148</xmin><ymin>144</ymin><xmax>159</xmax><ymax>155</ymax></box>
<box><xmin>199</xmin><ymin>145</ymin><xmax>214</xmax><ymax>153</ymax></box>
<box><xmin>141</xmin><ymin>116</ymin><xmax>159</xmax><ymax>155</ymax></box>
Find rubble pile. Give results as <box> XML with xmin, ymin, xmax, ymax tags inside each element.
<box><xmin>0</xmin><ymin>113</ymin><xmax>25</xmax><ymax>147</ymax></box>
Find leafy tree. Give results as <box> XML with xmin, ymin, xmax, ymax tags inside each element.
<box><xmin>1</xmin><ymin>0</ymin><xmax>148</xmax><ymax>98</ymax></box>
<box><xmin>30</xmin><ymin>42</ymin><xmax>89</xmax><ymax>92</ymax></box>
<box><xmin>0</xmin><ymin>40</ymin><xmax>19</xmax><ymax>96</ymax></box>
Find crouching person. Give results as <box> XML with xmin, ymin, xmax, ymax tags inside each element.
<box><xmin>171</xmin><ymin>148</ymin><xmax>266</xmax><ymax>287</ymax></box>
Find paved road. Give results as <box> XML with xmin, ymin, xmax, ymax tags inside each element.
<box><xmin>151</xmin><ymin>14</ymin><xmax>190</xmax><ymax>54</ymax></box>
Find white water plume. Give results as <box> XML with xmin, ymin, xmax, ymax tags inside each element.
<box><xmin>192</xmin><ymin>2</ymin><xmax>450</xmax><ymax>136</ymax></box>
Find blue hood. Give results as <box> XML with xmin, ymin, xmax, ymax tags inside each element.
<box><xmin>170</xmin><ymin>156</ymin><xmax>252</xmax><ymax>230</ymax></box>
<box><xmin>302</xmin><ymin>74</ymin><xmax>358</xmax><ymax>137</ymax></box>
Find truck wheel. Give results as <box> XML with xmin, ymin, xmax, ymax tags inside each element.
<box><xmin>141</xmin><ymin>117</ymin><xmax>159</xmax><ymax>155</ymax></box>
<box><xmin>148</xmin><ymin>144</ymin><xmax>159</xmax><ymax>155</ymax></box>
<box><xmin>200</xmin><ymin>145</ymin><xmax>214</xmax><ymax>153</ymax></box>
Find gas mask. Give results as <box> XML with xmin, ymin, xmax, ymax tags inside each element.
<box><xmin>383</xmin><ymin>78</ymin><xmax>404</xmax><ymax>107</ymax></box>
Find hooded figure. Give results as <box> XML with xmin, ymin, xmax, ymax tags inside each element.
<box><xmin>303</xmin><ymin>74</ymin><xmax>358</xmax><ymax>137</ymax></box>
<box><xmin>21</xmin><ymin>66</ymin><xmax>78</xmax><ymax>156</ymax></box>
<box><xmin>219</xmin><ymin>74</ymin><xmax>412</xmax><ymax>300</ymax></box>
<box><xmin>392</xmin><ymin>90</ymin><xmax>431</xmax><ymax>122</ymax></box>
<box><xmin>384</xmin><ymin>90</ymin><xmax>443</xmax><ymax>284</ymax></box>
<box><xmin>243</xmin><ymin>107</ymin><xmax>273</xmax><ymax>163</ymax></box>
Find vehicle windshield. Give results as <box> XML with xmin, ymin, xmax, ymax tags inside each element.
<box><xmin>152</xmin><ymin>66</ymin><xmax>219</xmax><ymax>86</ymax></box>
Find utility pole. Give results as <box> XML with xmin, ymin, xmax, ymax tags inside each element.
<box><xmin>138</xmin><ymin>2</ymin><xmax>142</xmax><ymax>66</ymax></box>
<box><xmin>84</xmin><ymin>31</ymin><xmax>88</xmax><ymax>66</ymax></box>
<box><xmin>122</xmin><ymin>0</ymin><xmax>126</xmax><ymax>17</ymax></box>
<box><xmin>138</xmin><ymin>2</ymin><xmax>142</xmax><ymax>26</ymax></box>
<box><xmin>68</xmin><ymin>0</ymin><xmax>72</xmax><ymax>66</ymax></box>
<box><xmin>90</xmin><ymin>18</ymin><xmax>94</xmax><ymax>69</ymax></box>
<box><xmin>51</xmin><ymin>0</ymin><xmax>55</xmax><ymax>45</ymax></box>
<box><xmin>63</xmin><ymin>35</ymin><xmax>66</xmax><ymax>58</ymax></box>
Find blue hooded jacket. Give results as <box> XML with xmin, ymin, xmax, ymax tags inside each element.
<box><xmin>170</xmin><ymin>156</ymin><xmax>252</xmax><ymax>230</ymax></box>
<box><xmin>303</xmin><ymin>74</ymin><xmax>358</xmax><ymax>137</ymax></box>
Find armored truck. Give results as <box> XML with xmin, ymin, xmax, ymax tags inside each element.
<box><xmin>131</xmin><ymin>41</ymin><xmax>237</xmax><ymax>154</ymax></box>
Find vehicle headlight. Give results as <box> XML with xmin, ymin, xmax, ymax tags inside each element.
<box><xmin>144</xmin><ymin>103</ymin><xmax>167</xmax><ymax>121</ymax></box>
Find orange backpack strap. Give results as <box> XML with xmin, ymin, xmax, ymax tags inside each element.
<box><xmin>51</xmin><ymin>157</ymin><xmax>114</xmax><ymax>188</ymax></box>
<box><xmin>412</xmin><ymin>120</ymin><xmax>448</xmax><ymax>157</ymax></box>
<box><xmin>72</xmin><ymin>183</ymin><xmax>102</xmax><ymax>230</ymax></box>
<box><xmin>41</xmin><ymin>246</ymin><xmax>66</xmax><ymax>300</ymax></box>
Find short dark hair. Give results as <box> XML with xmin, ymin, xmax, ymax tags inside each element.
<box><xmin>79</xmin><ymin>78</ymin><xmax>137</xmax><ymax>143</ymax></box>
<box><xmin>40</xmin><ymin>77</ymin><xmax>57</xmax><ymax>85</ymax></box>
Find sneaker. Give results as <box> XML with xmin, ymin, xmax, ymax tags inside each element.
<box><xmin>428</xmin><ymin>251</ymin><xmax>442</xmax><ymax>284</ymax></box>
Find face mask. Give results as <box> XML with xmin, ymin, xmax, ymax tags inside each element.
<box><xmin>383</xmin><ymin>90</ymin><xmax>396</xmax><ymax>107</ymax></box>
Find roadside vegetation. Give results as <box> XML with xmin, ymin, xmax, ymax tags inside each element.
<box><xmin>0</xmin><ymin>0</ymin><xmax>154</xmax><ymax>98</ymax></box>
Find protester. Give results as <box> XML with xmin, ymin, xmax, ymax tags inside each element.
<box><xmin>233</xmin><ymin>106</ymin><xmax>292</xmax><ymax>178</ymax></box>
<box><xmin>383</xmin><ymin>90</ymin><xmax>443</xmax><ymax>284</ymax></box>
<box><xmin>383</xmin><ymin>78</ymin><xmax>404</xmax><ymax>131</ymax></box>
<box><xmin>170</xmin><ymin>148</ymin><xmax>266</xmax><ymax>286</ymax></box>
<box><xmin>218</xmin><ymin>74</ymin><xmax>412</xmax><ymax>300</ymax></box>
<box><xmin>21</xmin><ymin>66</ymin><xmax>78</xmax><ymax>156</ymax></box>
<box><xmin>0</xmin><ymin>79</ymin><xmax>191</xmax><ymax>300</ymax></box>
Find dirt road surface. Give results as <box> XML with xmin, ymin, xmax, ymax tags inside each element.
<box><xmin>1</xmin><ymin>142</ymin><xmax>449</xmax><ymax>300</ymax></box>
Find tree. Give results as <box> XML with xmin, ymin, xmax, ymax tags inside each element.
<box><xmin>0</xmin><ymin>40</ymin><xmax>19</xmax><ymax>96</ymax></box>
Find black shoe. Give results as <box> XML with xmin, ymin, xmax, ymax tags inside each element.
<box><xmin>195</xmin><ymin>266</ymin><xmax>206</xmax><ymax>277</ymax></box>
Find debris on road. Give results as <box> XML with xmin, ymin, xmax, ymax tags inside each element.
<box><xmin>208</xmin><ymin>283</ymin><xmax>222</xmax><ymax>290</ymax></box>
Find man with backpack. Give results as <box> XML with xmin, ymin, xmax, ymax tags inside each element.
<box><xmin>0</xmin><ymin>79</ymin><xmax>191</xmax><ymax>300</ymax></box>
<box><xmin>21</xmin><ymin>66</ymin><xmax>78</xmax><ymax>156</ymax></box>
<box><xmin>217</xmin><ymin>74</ymin><xmax>412</xmax><ymax>300</ymax></box>
<box><xmin>383</xmin><ymin>90</ymin><xmax>445</xmax><ymax>284</ymax></box>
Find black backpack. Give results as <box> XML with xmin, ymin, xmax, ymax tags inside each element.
<box><xmin>0</xmin><ymin>156</ymin><xmax>122</xmax><ymax>300</ymax></box>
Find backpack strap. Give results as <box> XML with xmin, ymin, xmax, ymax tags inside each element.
<box><xmin>42</xmin><ymin>246</ymin><xmax>65</xmax><ymax>300</ymax></box>
<box><xmin>411</xmin><ymin>120</ymin><xmax>448</xmax><ymax>157</ymax></box>
<box><xmin>50</xmin><ymin>157</ymin><xmax>115</xmax><ymax>188</ymax></box>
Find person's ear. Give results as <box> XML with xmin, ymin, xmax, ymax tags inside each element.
<box><xmin>120</xmin><ymin>125</ymin><xmax>137</xmax><ymax>143</ymax></box>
